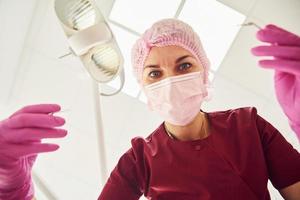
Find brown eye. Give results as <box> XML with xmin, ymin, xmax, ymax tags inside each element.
<box><xmin>148</xmin><ymin>71</ymin><xmax>161</xmax><ymax>78</ymax></box>
<box><xmin>178</xmin><ymin>63</ymin><xmax>192</xmax><ymax>71</ymax></box>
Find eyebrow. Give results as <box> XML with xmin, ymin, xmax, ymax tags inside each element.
<box><xmin>144</xmin><ymin>55</ymin><xmax>192</xmax><ymax>69</ymax></box>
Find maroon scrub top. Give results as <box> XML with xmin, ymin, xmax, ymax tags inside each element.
<box><xmin>98</xmin><ymin>107</ymin><xmax>300</xmax><ymax>200</ymax></box>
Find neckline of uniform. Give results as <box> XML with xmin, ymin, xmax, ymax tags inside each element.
<box><xmin>160</xmin><ymin>110</ymin><xmax>214</xmax><ymax>146</ymax></box>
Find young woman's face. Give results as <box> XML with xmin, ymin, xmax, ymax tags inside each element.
<box><xmin>142</xmin><ymin>45</ymin><xmax>204</xmax><ymax>86</ymax></box>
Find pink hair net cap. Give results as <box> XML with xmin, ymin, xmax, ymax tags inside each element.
<box><xmin>131</xmin><ymin>18</ymin><xmax>211</xmax><ymax>85</ymax></box>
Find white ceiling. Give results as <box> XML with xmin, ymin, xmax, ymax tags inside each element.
<box><xmin>0</xmin><ymin>0</ymin><xmax>299</xmax><ymax>199</ymax></box>
<box><xmin>0</xmin><ymin>0</ymin><xmax>37</xmax><ymax>108</ymax></box>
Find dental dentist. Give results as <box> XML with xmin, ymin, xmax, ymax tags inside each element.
<box><xmin>0</xmin><ymin>19</ymin><xmax>299</xmax><ymax>200</ymax></box>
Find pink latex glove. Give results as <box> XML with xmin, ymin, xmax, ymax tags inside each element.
<box><xmin>251</xmin><ymin>24</ymin><xmax>300</xmax><ymax>141</ymax></box>
<box><xmin>0</xmin><ymin>104</ymin><xmax>67</xmax><ymax>200</ymax></box>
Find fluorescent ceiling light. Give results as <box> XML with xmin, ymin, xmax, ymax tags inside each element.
<box><xmin>110</xmin><ymin>0</ymin><xmax>181</xmax><ymax>33</ymax></box>
<box><xmin>179</xmin><ymin>0</ymin><xmax>246</xmax><ymax>71</ymax></box>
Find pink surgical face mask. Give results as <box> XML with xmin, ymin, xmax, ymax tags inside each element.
<box><xmin>142</xmin><ymin>71</ymin><xmax>208</xmax><ymax>126</ymax></box>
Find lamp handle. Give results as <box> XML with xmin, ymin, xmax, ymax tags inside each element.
<box><xmin>100</xmin><ymin>67</ymin><xmax>125</xmax><ymax>96</ymax></box>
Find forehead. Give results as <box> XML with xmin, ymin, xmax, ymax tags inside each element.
<box><xmin>144</xmin><ymin>45</ymin><xmax>193</xmax><ymax>64</ymax></box>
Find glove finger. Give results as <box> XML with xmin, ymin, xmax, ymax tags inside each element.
<box><xmin>258</xmin><ymin>59</ymin><xmax>300</xmax><ymax>75</ymax></box>
<box><xmin>256</xmin><ymin>25</ymin><xmax>300</xmax><ymax>46</ymax></box>
<box><xmin>10</xmin><ymin>104</ymin><xmax>61</xmax><ymax>118</ymax></box>
<box><xmin>5</xmin><ymin>128</ymin><xmax>68</xmax><ymax>143</ymax></box>
<box><xmin>265</xmin><ymin>24</ymin><xmax>299</xmax><ymax>37</ymax></box>
<box><xmin>251</xmin><ymin>45</ymin><xmax>300</xmax><ymax>60</ymax></box>
<box><xmin>9</xmin><ymin>143</ymin><xmax>60</xmax><ymax>158</ymax></box>
<box><xmin>5</xmin><ymin>113</ymin><xmax>65</xmax><ymax>129</ymax></box>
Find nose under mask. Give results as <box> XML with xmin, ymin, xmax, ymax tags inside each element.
<box><xmin>142</xmin><ymin>71</ymin><xmax>209</xmax><ymax>126</ymax></box>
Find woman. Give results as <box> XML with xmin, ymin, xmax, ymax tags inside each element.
<box><xmin>0</xmin><ymin>19</ymin><xmax>299</xmax><ymax>200</ymax></box>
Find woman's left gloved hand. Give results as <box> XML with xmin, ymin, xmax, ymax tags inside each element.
<box><xmin>251</xmin><ymin>24</ymin><xmax>300</xmax><ymax>141</ymax></box>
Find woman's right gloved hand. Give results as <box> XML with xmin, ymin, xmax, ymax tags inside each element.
<box><xmin>0</xmin><ymin>104</ymin><xmax>67</xmax><ymax>200</ymax></box>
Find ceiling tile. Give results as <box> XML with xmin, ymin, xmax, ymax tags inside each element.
<box><xmin>250</xmin><ymin>0</ymin><xmax>300</xmax><ymax>32</ymax></box>
<box><xmin>216</xmin><ymin>16</ymin><xmax>274</xmax><ymax>100</ymax></box>
<box><xmin>217</xmin><ymin>0</ymin><xmax>257</xmax><ymax>15</ymax></box>
<box><xmin>202</xmin><ymin>73</ymin><xmax>269</xmax><ymax>112</ymax></box>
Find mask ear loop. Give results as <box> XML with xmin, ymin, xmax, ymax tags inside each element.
<box><xmin>238</xmin><ymin>22</ymin><xmax>262</xmax><ymax>30</ymax></box>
